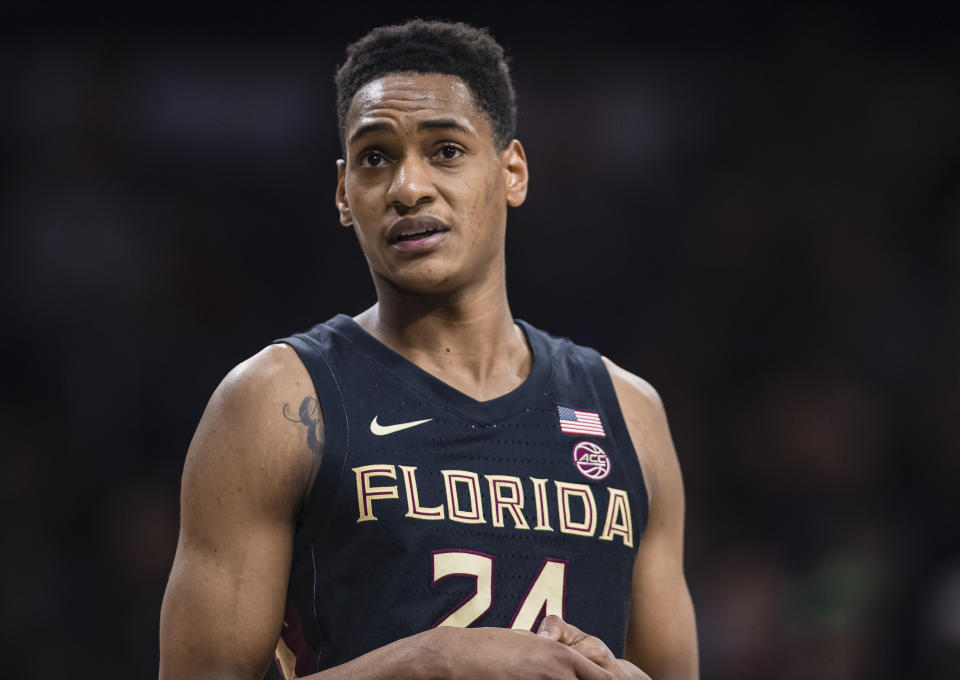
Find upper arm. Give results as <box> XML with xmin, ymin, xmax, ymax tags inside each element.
<box><xmin>159</xmin><ymin>344</ymin><xmax>321</xmax><ymax>680</ymax></box>
<box><xmin>604</xmin><ymin>358</ymin><xmax>699</xmax><ymax>680</ymax></box>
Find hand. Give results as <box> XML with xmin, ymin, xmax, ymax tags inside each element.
<box><xmin>423</xmin><ymin>625</ymin><xmax>614</xmax><ymax>680</ymax></box>
<box><xmin>537</xmin><ymin>615</ymin><xmax>652</xmax><ymax>680</ymax></box>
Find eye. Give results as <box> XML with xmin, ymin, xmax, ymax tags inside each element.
<box><xmin>358</xmin><ymin>150</ymin><xmax>387</xmax><ymax>167</ymax></box>
<box><xmin>436</xmin><ymin>144</ymin><xmax>464</xmax><ymax>161</ymax></box>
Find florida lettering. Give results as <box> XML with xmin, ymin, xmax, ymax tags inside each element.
<box><xmin>352</xmin><ymin>464</ymin><xmax>634</xmax><ymax>548</ymax></box>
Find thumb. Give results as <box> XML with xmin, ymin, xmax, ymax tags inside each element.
<box><xmin>537</xmin><ymin>614</ymin><xmax>565</xmax><ymax>640</ymax></box>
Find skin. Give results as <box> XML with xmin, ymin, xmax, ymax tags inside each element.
<box><xmin>159</xmin><ymin>72</ymin><xmax>698</xmax><ymax>680</ymax></box>
<box><xmin>336</xmin><ymin>73</ymin><xmax>532</xmax><ymax>397</ymax></box>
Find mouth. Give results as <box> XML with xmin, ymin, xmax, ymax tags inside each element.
<box><xmin>387</xmin><ymin>217</ymin><xmax>450</xmax><ymax>250</ymax></box>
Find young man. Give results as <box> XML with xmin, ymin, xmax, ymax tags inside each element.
<box><xmin>159</xmin><ymin>20</ymin><xmax>698</xmax><ymax>680</ymax></box>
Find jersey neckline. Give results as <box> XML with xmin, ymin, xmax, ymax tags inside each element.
<box><xmin>325</xmin><ymin>313</ymin><xmax>553</xmax><ymax>424</ymax></box>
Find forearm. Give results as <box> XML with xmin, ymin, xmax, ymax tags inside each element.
<box><xmin>299</xmin><ymin>630</ymin><xmax>442</xmax><ymax>680</ymax></box>
<box><xmin>625</xmin><ymin>580</ymin><xmax>698</xmax><ymax>680</ymax></box>
<box><xmin>302</xmin><ymin>625</ymin><xmax>614</xmax><ymax>680</ymax></box>
<box><xmin>164</xmin><ymin>631</ymin><xmax>441</xmax><ymax>680</ymax></box>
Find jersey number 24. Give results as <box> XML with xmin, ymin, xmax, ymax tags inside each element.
<box><xmin>431</xmin><ymin>550</ymin><xmax>566</xmax><ymax>630</ymax></box>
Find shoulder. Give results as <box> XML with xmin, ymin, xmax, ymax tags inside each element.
<box><xmin>216</xmin><ymin>343</ymin><xmax>309</xmax><ymax>403</ymax></box>
<box><xmin>204</xmin><ymin>343</ymin><xmax>319</xmax><ymax>452</ymax></box>
<box><xmin>205</xmin><ymin>341</ymin><xmax>320</xmax><ymax>461</ymax></box>
<box><xmin>601</xmin><ymin>357</ymin><xmax>676</xmax><ymax>510</ymax></box>
<box><xmin>601</xmin><ymin>357</ymin><xmax>668</xmax><ymax>453</ymax></box>
<box><xmin>184</xmin><ymin>343</ymin><xmax>320</xmax><ymax>522</ymax></box>
<box><xmin>601</xmin><ymin>357</ymin><xmax>664</xmax><ymax>418</ymax></box>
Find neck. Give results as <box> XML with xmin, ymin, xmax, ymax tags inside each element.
<box><xmin>354</xmin><ymin>271</ymin><xmax>531</xmax><ymax>401</ymax></box>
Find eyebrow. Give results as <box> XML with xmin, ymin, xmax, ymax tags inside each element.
<box><xmin>417</xmin><ymin>119</ymin><xmax>472</xmax><ymax>135</ymax></box>
<box><xmin>347</xmin><ymin>118</ymin><xmax>474</xmax><ymax>146</ymax></box>
<box><xmin>348</xmin><ymin>121</ymin><xmax>391</xmax><ymax>146</ymax></box>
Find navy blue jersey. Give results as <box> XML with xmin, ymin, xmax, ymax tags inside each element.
<box><xmin>273</xmin><ymin>314</ymin><xmax>648</xmax><ymax>676</ymax></box>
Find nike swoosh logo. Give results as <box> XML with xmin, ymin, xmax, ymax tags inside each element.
<box><xmin>370</xmin><ymin>416</ymin><xmax>433</xmax><ymax>436</ymax></box>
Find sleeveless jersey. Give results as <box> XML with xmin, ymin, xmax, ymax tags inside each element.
<box><xmin>273</xmin><ymin>314</ymin><xmax>649</xmax><ymax>676</ymax></box>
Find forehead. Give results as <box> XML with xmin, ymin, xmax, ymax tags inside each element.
<box><xmin>345</xmin><ymin>73</ymin><xmax>491</xmax><ymax>141</ymax></box>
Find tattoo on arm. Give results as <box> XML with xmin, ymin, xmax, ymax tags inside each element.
<box><xmin>282</xmin><ymin>397</ymin><xmax>322</xmax><ymax>454</ymax></box>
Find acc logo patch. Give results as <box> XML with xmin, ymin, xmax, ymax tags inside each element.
<box><xmin>572</xmin><ymin>441</ymin><xmax>611</xmax><ymax>480</ymax></box>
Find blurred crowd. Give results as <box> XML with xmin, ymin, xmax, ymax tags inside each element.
<box><xmin>1</xmin><ymin>3</ymin><xmax>958</xmax><ymax>678</ymax></box>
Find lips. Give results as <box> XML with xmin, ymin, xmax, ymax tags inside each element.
<box><xmin>387</xmin><ymin>216</ymin><xmax>451</xmax><ymax>245</ymax></box>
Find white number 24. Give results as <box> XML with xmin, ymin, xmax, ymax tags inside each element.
<box><xmin>431</xmin><ymin>550</ymin><xmax>567</xmax><ymax>630</ymax></box>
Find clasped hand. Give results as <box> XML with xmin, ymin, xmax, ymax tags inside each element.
<box><xmin>536</xmin><ymin>615</ymin><xmax>651</xmax><ymax>680</ymax></box>
<box><xmin>429</xmin><ymin>616</ymin><xmax>651</xmax><ymax>680</ymax></box>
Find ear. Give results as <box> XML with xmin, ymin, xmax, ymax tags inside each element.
<box><xmin>335</xmin><ymin>159</ymin><xmax>353</xmax><ymax>226</ymax></box>
<box><xmin>501</xmin><ymin>140</ymin><xmax>529</xmax><ymax>208</ymax></box>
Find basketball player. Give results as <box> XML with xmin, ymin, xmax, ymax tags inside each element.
<box><xmin>159</xmin><ymin>20</ymin><xmax>698</xmax><ymax>680</ymax></box>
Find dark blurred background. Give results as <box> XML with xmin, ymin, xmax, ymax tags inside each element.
<box><xmin>2</xmin><ymin>1</ymin><xmax>958</xmax><ymax>678</ymax></box>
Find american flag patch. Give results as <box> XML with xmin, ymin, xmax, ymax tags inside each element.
<box><xmin>557</xmin><ymin>405</ymin><xmax>605</xmax><ymax>437</ymax></box>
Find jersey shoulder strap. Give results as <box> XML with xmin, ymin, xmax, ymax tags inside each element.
<box><xmin>273</xmin><ymin>321</ymin><xmax>350</xmax><ymax>537</ymax></box>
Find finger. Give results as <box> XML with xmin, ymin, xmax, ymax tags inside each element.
<box><xmin>562</xmin><ymin>645</ymin><xmax>614</xmax><ymax>680</ymax></box>
<box><xmin>539</xmin><ymin>614</ymin><xmax>589</xmax><ymax>647</ymax></box>
<box><xmin>537</xmin><ymin>614</ymin><xmax>565</xmax><ymax>640</ymax></box>
<box><xmin>571</xmin><ymin>636</ymin><xmax>615</xmax><ymax>668</ymax></box>
<box><xmin>538</xmin><ymin>617</ymin><xmax>615</xmax><ymax>668</ymax></box>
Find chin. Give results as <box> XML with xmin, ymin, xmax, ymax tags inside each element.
<box><xmin>374</xmin><ymin>259</ymin><xmax>465</xmax><ymax>298</ymax></box>
<box><xmin>394</xmin><ymin>273</ymin><xmax>463</xmax><ymax>298</ymax></box>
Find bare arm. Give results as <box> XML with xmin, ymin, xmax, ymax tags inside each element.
<box><xmin>159</xmin><ymin>344</ymin><xmax>614</xmax><ymax>680</ymax></box>
<box><xmin>159</xmin><ymin>344</ymin><xmax>320</xmax><ymax>680</ymax></box>
<box><xmin>606</xmin><ymin>358</ymin><xmax>699</xmax><ymax>680</ymax></box>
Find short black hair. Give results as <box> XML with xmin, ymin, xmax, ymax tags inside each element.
<box><xmin>335</xmin><ymin>19</ymin><xmax>517</xmax><ymax>152</ymax></box>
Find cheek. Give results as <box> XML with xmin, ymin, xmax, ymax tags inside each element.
<box><xmin>345</xmin><ymin>165</ymin><xmax>396</xmax><ymax>209</ymax></box>
<box><xmin>343</xmin><ymin>206</ymin><xmax>378</xmax><ymax>258</ymax></box>
<box><xmin>462</xmin><ymin>176</ymin><xmax>506</xmax><ymax>242</ymax></box>
<box><xmin>344</xmin><ymin>187</ymin><xmax>380</xmax><ymax>245</ymax></box>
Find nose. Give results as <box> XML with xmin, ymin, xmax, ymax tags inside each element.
<box><xmin>385</xmin><ymin>154</ymin><xmax>436</xmax><ymax>212</ymax></box>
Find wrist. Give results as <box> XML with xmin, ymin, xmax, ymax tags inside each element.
<box><xmin>405</xmin><ymin>626</ymin><xmax>455</xmax><ymax>680</ymax></box>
